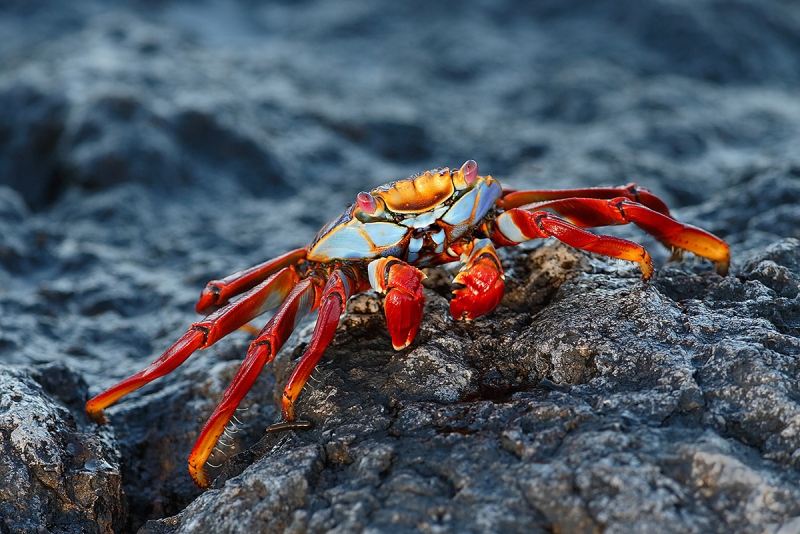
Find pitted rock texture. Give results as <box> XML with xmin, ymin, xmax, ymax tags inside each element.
<box><xmin>137</xmin><ymin>240</ymin><xmax>800</xmax><ymax>534</ymax></box>
<box><xmin>0</xmin><ymin>363</ymin><xmax>124</xmax><ymax>533</ymax></box>
<box><xmin>2</xmin><ymin>1</ymin><xmax>800</xmax><ymax>533</ymax></box>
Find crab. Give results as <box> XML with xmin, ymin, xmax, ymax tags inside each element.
<box><xmin>86</xmin><ymin>160</ymin><xmax>730</xmax><ymax>487</ymax></box>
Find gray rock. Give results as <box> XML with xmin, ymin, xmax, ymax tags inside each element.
<box><xmin>137</xmin><ymin>239</ymin><xmax>800</xmax><ymax>534</ymax></box>
<box><xmin>0</xmin><ymin>363</ymin><xmax>125</xmax><ymax>534</ymax></box>
<box><xmin>1</xmin><ymin>1</ymin><xmax>800</xmax><ymax>533</ymax></box>
<box><xmin>0</xmin><ymin>77</ymin><xmax>67</xmax><ymax>210</ymax></box>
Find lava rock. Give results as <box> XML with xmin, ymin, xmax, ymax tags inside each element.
<box><xmin>2</xmin><ymin>1</ymin><xmax>800</xmax><ymax>533</ymax></box>
<box><xmin>0</xmin><ymin>77</ymin><xmax>67</xmax><ymax>210</ymax></box>
<box><xmin>0</xmin><ymin>363</ymin><xmax>125</xmax><ymax>534</ymax></box>
<box><xmin>138</xmin><ymin>240</ymin><xmax>800</xmax><ymax>534</ymax></box>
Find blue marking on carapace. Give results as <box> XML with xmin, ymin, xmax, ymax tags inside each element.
<box><xmin>308</xmin><ymin>219</ymin><xmax>409</xmax><ymax>261</ymax></box>
<box><xmin>441</xmin><ymin>181</ymin><xmax>502</xmax><ymax>227</ymax></box>
<box><xmin>399</xmin><ymin>206</ymin><xmax>449</xmax><ymax>228</ymax></box>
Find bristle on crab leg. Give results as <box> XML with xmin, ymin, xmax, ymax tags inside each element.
<box><xmin>277</xmin><ymin>267</ymin><xmax>371</xmax><ymax>422</ymax></box>
<box><xmin>188</xmin><ymin>276</ymin><xmax>322</xmax><ymax>488</ymax></box>
<box><xmin>86</xmin><ymin>267</ymin><xmax>299</xmax><ymax>423</ymax></box>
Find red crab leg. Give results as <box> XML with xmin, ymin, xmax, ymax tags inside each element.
<box><xmin>86</xmin><ymin>266</ymin><xmax>299</xmax><ymax>424</ymax></box>
<box><xmin>494</xmin><ymin>208</ymin><xmax>655</xmax><ymax>279</ymax></box>
<box><xmin>501</xmin><ymin>184</ymin><xmax>672</xmax><ymax>217</ymax></box>
<box><xmin>450</xmin><ymin>238</ymin><xmax>505</xmax><ymax>320</ymax></box>
<box><xmin>513</xmin><ymin>197</ymin><xmax>730</xmax><ymax>274</ymax></box>
<box><xmin>188</xmin><ymin>275</ymin><xmax>324</xmax><ymax>488</ymax></box>
<box><xmin>279</xmin><ymin>266</ymin><xmax>371</xmax><ymax>422</ymax></box>
<box><xmin>368</xmin><ymin>257</ymin><xmax>427</xmax><ymax>350</ymax></box>
<box><xmin>196</xmin><ymin>247</ymin><xmax>307</xmax><ymax>314</ymax></box>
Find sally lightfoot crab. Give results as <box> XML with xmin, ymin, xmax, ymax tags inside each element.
<box><xmin>86</xmin><ymin>161</ymin><xmax>730</xmax><ymax>487</ymax></box>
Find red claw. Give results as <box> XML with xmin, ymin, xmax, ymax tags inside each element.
<box><xmin>369</xmin><ymin>258</ymin><xmax>426</xmax><ymax>350</ymax></box>
<box><xmin>385</xmin><ymin>283</ymin><xmax>425</xmax><ymax>350</ymax></box>
<box><xmin>451</xmin><ymin>259</ymin><xmax>505</xmax><ymax>320</ymax></box>
<box><xmin>450</xmin><ymin>239</ymin><xmax>505</xmax><ymax>321</ymax></box>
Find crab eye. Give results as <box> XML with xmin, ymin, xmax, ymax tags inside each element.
<box><xmin>462</xmin><ymin>160</ymin><xmax>478</xmax><ymax>184</ymax></box>
<box><xmin>357</xmin><ymin>192</ymin><xmax>378</xmax><ymax>214</ymax></box>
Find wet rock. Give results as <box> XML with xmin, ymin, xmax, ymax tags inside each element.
<box><xmin>0</xmin><ymin>363</ymin><xmax>125</xmax><ymax>534</ymax></box>
<box><xmin>681</xmin><ymin>164</ymin><xmax>800</xmax><ymax>242</ymax></box>
<box><xmin>0</xmin><ymin>186</ymin><xmax>33</xmax><ymax>271</ymax></box>
<box><xmin>1</xmin><ymin>1</ymin><xmax>800</xmax><ymax>533</ymax></box>
<box><xmin>137</xmin><ymin>240</ymin><xmax>800</xmax><ymax>534</ymax></box>
<box><xmin>0</xmin><ymin>12</ymin><xmax>294</xmax><ymax>210</ymax></box>
<box><xmin>0</xmin><ymin>78</ymin><xmax>67</xmax><ymax>210</ymax></box>
<box><xmin>322</xmin><ymin>118</ymin><xmax>432</xmax><ymax>163</ymax></box>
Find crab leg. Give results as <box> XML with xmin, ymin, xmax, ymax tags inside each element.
<box><xmin>86</xmin><ymin>266</ymin><xmax>299</xmax><ymax>424</ymax></box>
<box><xmin>494</xmin><ymin>208</ymin><xmax>655</xmax><ymax>279</ymax></box>
<box><xmin>450</xmin><ymin>238</ymin><xmax>505</xmax><ymax>320</ymax></box>
<box><xmin>501</xmin><ymin>184</ymin><xmax>672</xmax><ymax>216</ymax></box>
<box><xmin>188</xmin><ymin>275</ymin><xmax>324</xmax><ymax>488</ymax></box>
<box><xmin>513</xmin><ymin>197</ymin><xmax>729</xmax><ymax>274</ymax></box>
<box><xmin>279</xmin><ymin>266</ymin><xmax>371</xmax><ymax>422</ymax></box>
<box><xmin>368</xmin><ymin>257</ymin><xmax>427</xmax><ymax>350</ymax></box>
<box><xmin>196</xmin><ymin>247</ymin><xmax>307</xmax><ymax>314</ymax></box>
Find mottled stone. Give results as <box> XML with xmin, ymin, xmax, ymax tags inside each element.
<box><xmin>1</xmin><ymin>1</ymin><xmax>800</xmax><ymax>533</ymax></box>
<box><xmin>0</xmin><ymin>363</ymin><xmax>124</xmax><ymax>534</ymax></box>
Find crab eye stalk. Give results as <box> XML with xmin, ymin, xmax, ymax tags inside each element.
<box><xmin>453</xmin><ymin>160</ymin><xmax>479</xmax><ymax>190</ymax></box>
<box><xmin>355</xmin><ymin>192</ymin><xmax>386</xmax><ymax>220</ymax></box>
<box><xmin>462</xmin><ymin>160</ymin><xmax>478</xmax><ymax>183</ymax></box>
<box><xmin>357</xmin><ymin>192</ymin><xmax>378</xmax><ymax>214</ymax></box>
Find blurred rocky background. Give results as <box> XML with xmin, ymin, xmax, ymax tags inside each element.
<box><xmin>1</xmin><ymin>0</ymin><xmax>799</xmax><ymax>532</ymax></box>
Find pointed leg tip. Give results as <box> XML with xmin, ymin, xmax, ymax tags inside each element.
<box><xmin>392</xmin><ymin>339</ymin><xmax>412</xmax><ymax>351</ymax></box>
<box><xmin>86</xmin><ymin>407</ymin><xmax>107</xmax><ymax>425</ymax></box>
<box><xmin>281</xmin><ymin>394</ymin><xmax>297</xmax><ymax>423</ymax></box>
<box><xmin>188</xmin><ymin>464</ymin><xmax>211</xmax><ymax>489</ymax></box>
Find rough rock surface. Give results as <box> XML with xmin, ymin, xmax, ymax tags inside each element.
<box><xmin>1</xmin><ymin>1</ymin><xmax>800</xmax><ymax>533</ymax></box>
<box><xmin>0</xmin><ymin>363</ymin><xmax>125</xmax><ymax>533</ymax></box>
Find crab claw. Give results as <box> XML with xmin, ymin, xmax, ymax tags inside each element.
<box><xmin>369</xmin><ymin>257</ymin><xmax>426</xmax><ymax>350</ymax></box>
<box><xmin>384</xmin><ymin>284</ymin><xmax>425</xmax><ymax>350</ymax></box>
<box><xmin>450</xmin><ymin>238</ymin><xmax>505</xmax><ymax>321</ymax></box>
